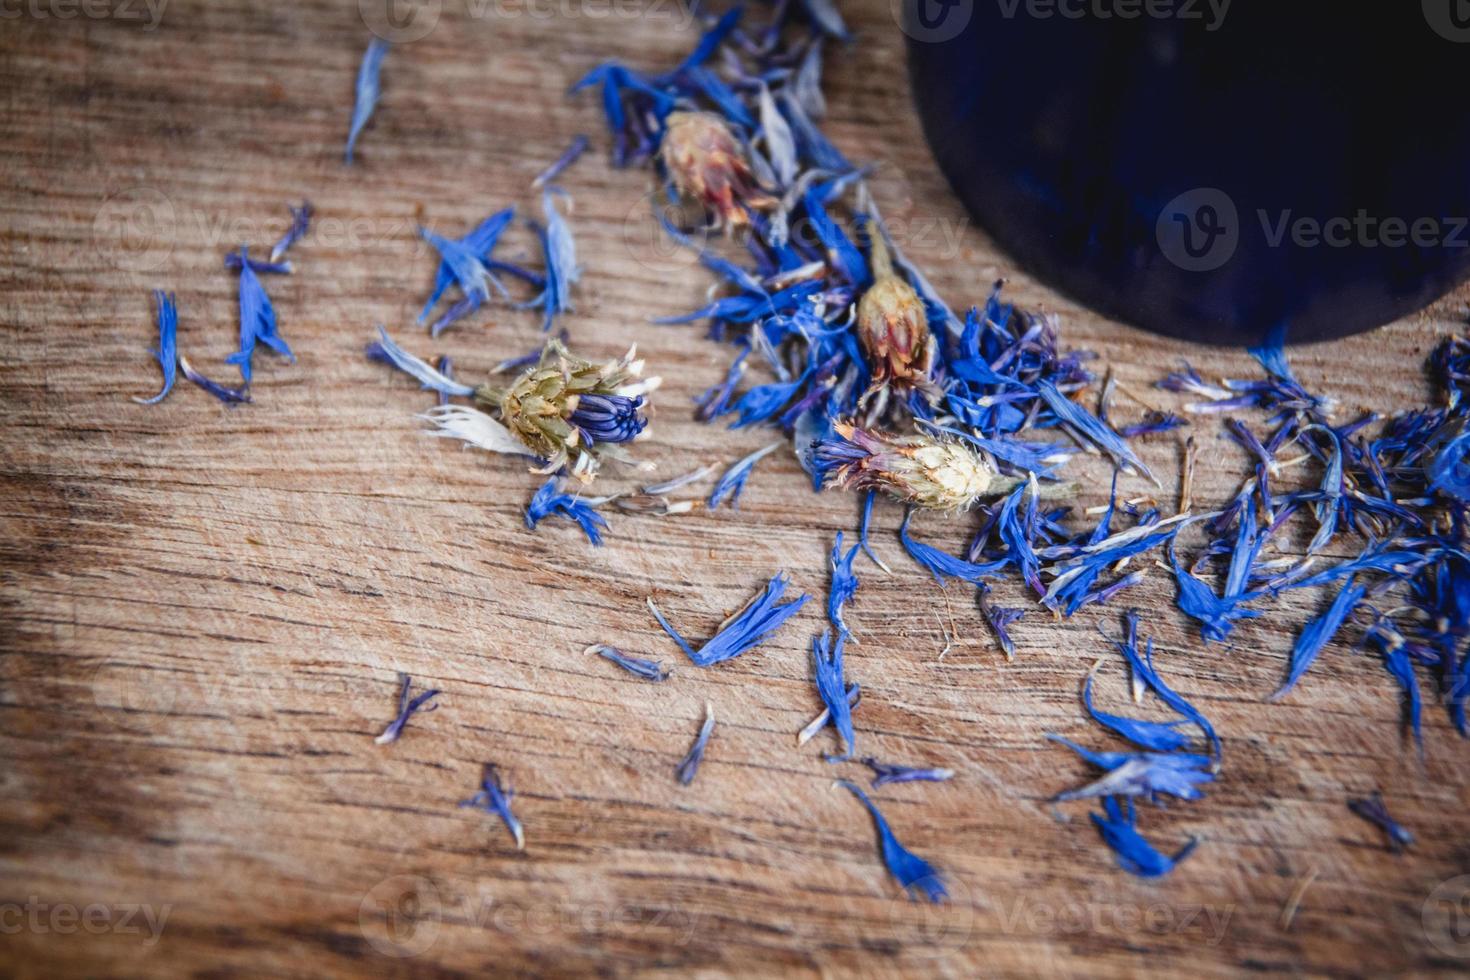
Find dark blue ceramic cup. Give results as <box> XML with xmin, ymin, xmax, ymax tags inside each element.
<box><xmin>904</xmin><ymin>1</ymin><xmax>1470</xmax><ymax>344</ymax></box>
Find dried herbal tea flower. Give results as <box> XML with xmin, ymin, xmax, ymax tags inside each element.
<box><xmin>675</xmin><ymin>702</ymin><xmax>716</xmax><ymax>785</ymax></box>
<box><xmin>856</xmin><ymin>223</ymin><xmax>938</xmax><ymax>417</ymax></box>
<box><xmin>270</xmin><ymin>200</ymin><xmax>313</xmax><ymax>262</ymax></box>
<box><xmin>134</xmin><ymin>290</ymin><xmax>177</xmax><ymax>405</ymax></box>
<box><xmin>1090</xmin><ymin>797</ymin><xmax>1197</xmax><ymax>879</ymax></box>
<box><xmin>380</xmin><ymin>333</ymin><xmax>657</xmax><ymax>482</ymax></box>
<box><xmin>585</xmin><ymin>644</ymin><xmax>670</xmax><ymax>682</ymax></box>
<box><xmin>345</xmin><ymin>37</ymin><xmax>388</xmax><ymax>165</ymax></box>
<box><xmin>836</xmin><ymin>780</ymin><xmax>946</xmax><ymax>903</ymax></box>
<box><xmin>817</xmin><ymin>422</ymin><xmax>1000</xmax><ymax>510</ymax></box>
<box><xmin>660</xmin><ymin>110</ymin><xmax>773</xmax><ymax>229</ymax></box>
<box><xmin>1347</xmin><ymin>792</ymin><xmax>1414</xmax><ymax>852</ymax></box>
<box><xmin>459</xmin><ymin>764</ymin><xmax>524</xmax><ymax>850</ymax></box>
<box><xmin>861</xmin><ymin>758</ymin><xmax>954</xmax><ymax>788</ymax></box>
<box><xmin>475</xmin><ymin>339</ymin><xmax>657</xmax><ymax>480</ymax></box>
<box><xmin>374</xmin><ymin>673</ymin><xmax>440</xmax><ymax>745</ymax></box>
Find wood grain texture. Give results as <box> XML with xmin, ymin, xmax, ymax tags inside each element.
<box><xmin>3</xmin><ymin>2</ymin><xmax>1470</xmax><ymax>976</ymax></box>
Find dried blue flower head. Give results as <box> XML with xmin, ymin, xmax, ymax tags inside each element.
<box><xmin>270</xmin><ymin>201</ymin><xmax>313</xmax><ymax>262</ymax></box>
<box><xmin>649</xmin><ymin>573</ymin><xmax>809</xmax><ymax>667</ymax></box>
<box><xmin>1048</xmin><ymin>736</ymin><xmax>1213</xmax><ymax>802</ymax></box>
<box><xmin>225</xmin><ymin>247</ymin><xmax>293</xmax><ymax>384</ymax></box>
<box><xmin>818</xmin><ymin>423</ymin><xmax>1001</xmax><ymax>511</ymax></box>
<box><xmin>585</xmin><ymin>644</ymin><xmax>670</xmax><ymax>681</ymax></box>
<box><xmin>856</xmin><ymin>224</ymin><xmax>937</xmax><ymax>417</ymax></box>
<box><xmin>345</xmin><ymin>38</ymin><xmax>389</xmax><ymax>165</ymax></box>
<box><xmin>134</xmin><ymin>290</ymin><xmax>177</xmax><ymax>405</ymax></box>
<box><xmin>460</xmin><ymin>764</ymin><xmax>525</xmax><ymax>850</ymax></box>
<box><xmin>374</xmin><ymin>673</ymin><xmax>441</xmax><ymax>745</ymax></box>
<box><xmin>708</xmin><ymin>441</ymin><xmax>783</xmax><ymax>510</ymax></box>
<box><xmin>660</xmin><ymin>110</ymin><xmax>774</xmax><ymax>230</ymax></box>
<box><xmin>1347</xmin><ymin>791</ymin><xmax>1414</xmax><ymax>852</ymax></box>
<box><xmin>525</xmin><ymin>478</ymin><xmax>608</xmax><ymax>546</ymax></box>
<box><xmin>835</xmin><ymin>780</ymin><xmax>947</xmax><ymax>903</ymax></box>
<box><xmin>179</xmin><ymin>355</ymin><xmax>251</xmax><ymax>404</ymax></box>
<box><xmin>1089</xmin><ymin>797</ymin><xmax>1197</xmax><ymax>878</ymax></box>
<box><xmin>416</xmin><ymin>340</ymin><xmax>657</xmax><ymax>482</ymax></box>
<box><xmin>567</xmin><ymin>393</ymin><xmax>647</xmax><ymax>446</ymax></box>
<box><xmin>861</xmin><ymin>758</ymin><xmax>954</xmax><ymax>788</ymax></box>
<box><xmin>812</xmin><ymin>629</ymin><xmax>855</xmax><ymax>758</ymax></box>
<box><xmin>675</xmin><ymin>702</ymin><xmax>716</xmax><ymax>785</ymax></box>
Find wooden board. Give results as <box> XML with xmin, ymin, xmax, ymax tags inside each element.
<box><xmin>3</xmin><ymin>2</ymin><xmax>1469</xmax><ymax>976</ymax></box>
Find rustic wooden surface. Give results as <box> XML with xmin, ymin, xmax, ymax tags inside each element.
<box><xmin>4</xmin><ymin>2</ymin><xmax>1470</xmax><ymax>976</ymax></box>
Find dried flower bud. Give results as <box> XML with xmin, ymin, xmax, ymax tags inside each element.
<box><xmin>857</xmin><ymin>224</ymin><xmax>937</xmax><ymax>416</ymax></box>
<box><xmin>661</xmin><ymin>111</ymin><xmax>774</xmax><ymax>229</ymax></box>
<box><xmin>816</xmin><ymin>422</ymin><xmax>997</xmax><ymax>510</ymax></box>
<box><xmin>477</xmin><ymin>340</ymin><xmax>659</xmax><ymax>481</ymax></box>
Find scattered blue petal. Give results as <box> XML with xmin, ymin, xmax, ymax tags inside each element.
<box><xmin>836</xmin><ymin>780</ymin><xmax>946</xmax><ymax>902</ymax></box>
<box><xmin>586</xmin><ymin>644</ymin><xmax>670</xmax><ymax>682</ymax></box>
<box><xmin>134</xmin><ymin>290</ymin><xmax>177</xmax><ymax>405</ymax></box>
<box><xmin>525</xmin><ymin>479</ymin><xmax>608</xmax><ymax>546</ymax></box>
<box><xmin>345</xmin><ymin>38</ymin><xmax>389</xmax><ymax>165</ymax></box>
<box><xmin>374</xmin><ymin>672</ymin><xmax>441</xmax><ymax>744</ymax></box>
<box><xmin>1090</xmin><ymin>797</ymin><xmax>1197</xmax><ymax>878</ymax></box>
<box><xmin>862</xmin><ymin>758</ymin><xmax>954</xmax><ymax>788</ymax></box>
<box><xmin>675</xmin><ymin>702</ymin><xmax>716</xmax><ymax>785</ymax></box>
<box><xmin>649</xmin><ymin>573</ymin><xmax>810</xmax><ymax>668</ymax></box>
<box><xmin>460</xmin><ymin>763</ymin><xmax>525</xmax><ymax>849</ymax></box>
<box><xmin>709</xmin><ymin>441</ymin><xmax>783</xmax><ymax>510</ymax></box>
<box><xmin>812</xmin><ymin>629</ymin><xmax>855</xmax><ymax>758</ymax></box>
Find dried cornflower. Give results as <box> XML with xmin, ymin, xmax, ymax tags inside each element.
<box><xmin>816</xmin><ymin>422</ymin><xmax>1000</xmax><ymax>511</ymax></box>
<box><xmin>660</xmin><ymin>110</ymin><xmax>773</xmax><ymax>229</ymax></box>
<box><xmin>856</xmin><ymin>223</ymin><xmax>937</xmax><ymax>417</ymax></box>
<box><xmin>386</xmin><ymin>333</ymin><xmax>657</xmax><ymax>482</ymax></box>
